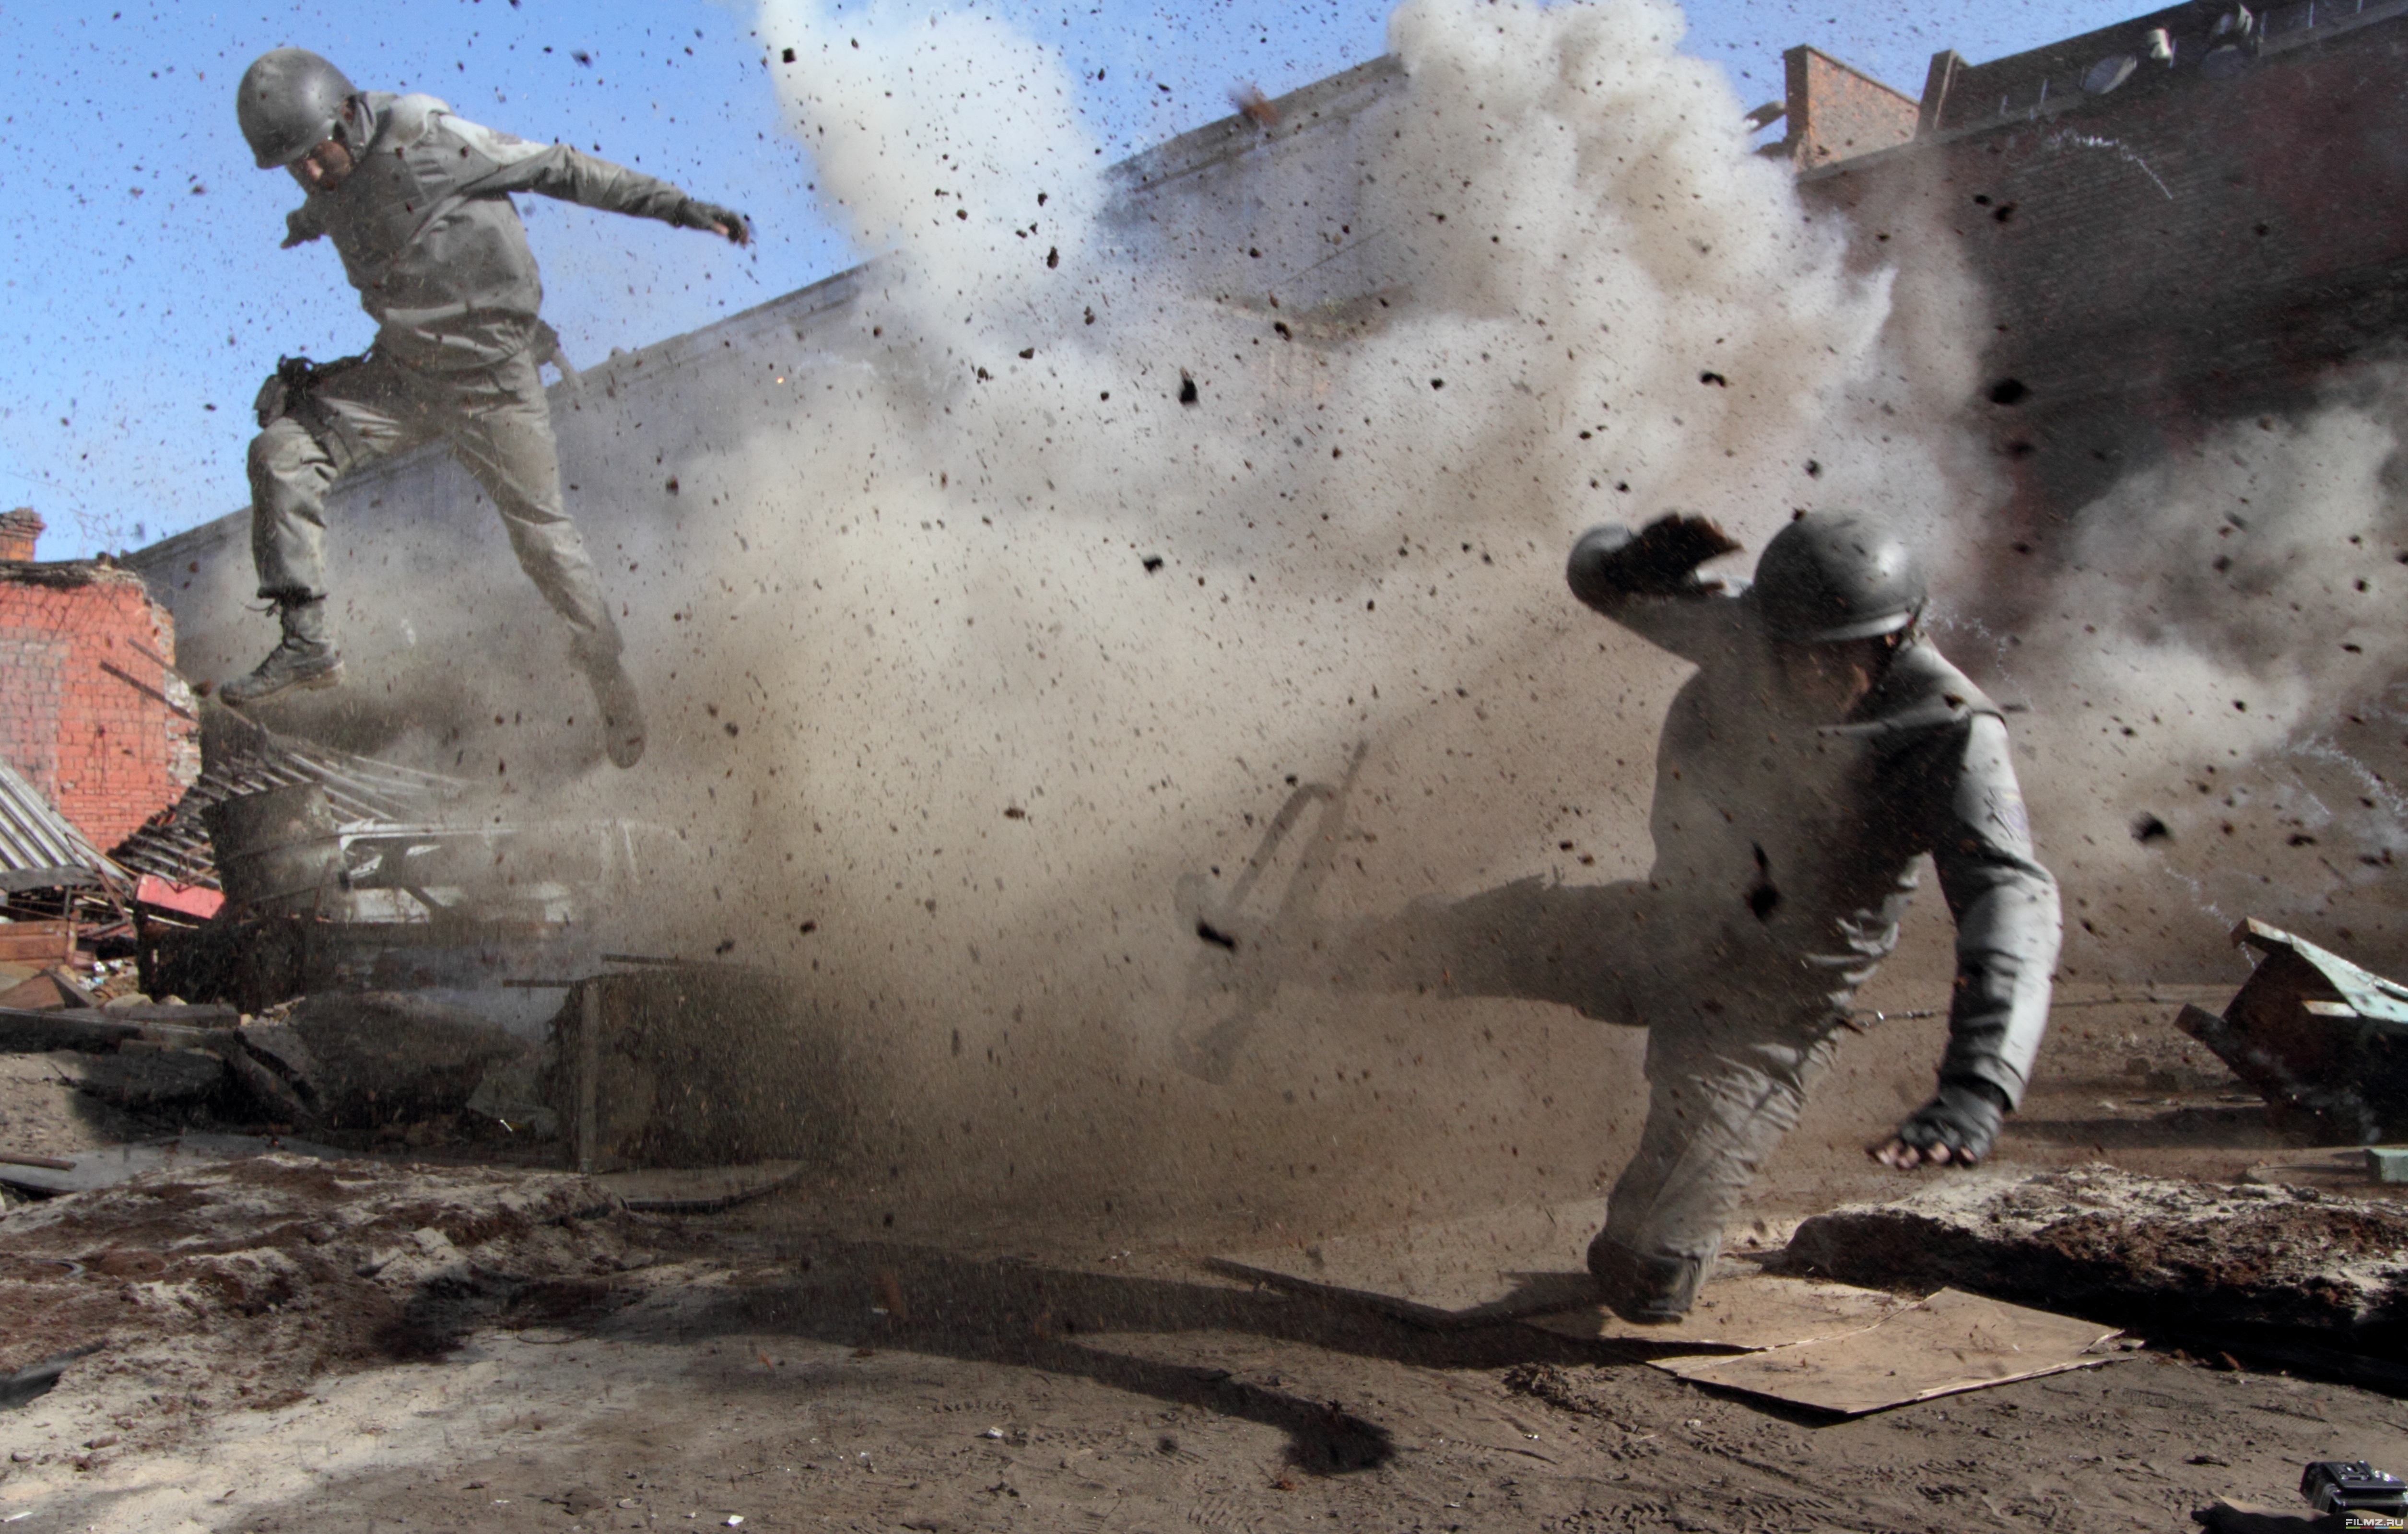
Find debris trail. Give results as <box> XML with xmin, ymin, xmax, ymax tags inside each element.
<box><xmin>538</xmin><ymin>0</ymin><xmax>1909</xmax><ymax>1210</ymax></box>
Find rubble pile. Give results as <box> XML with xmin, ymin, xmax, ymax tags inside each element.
<box><xmin>234</xmin><ymin>991</ymin><xmax>527</xmax><ymax>1133</ymax></box>
<box><xmin>0</xmin><ymin>1156</ymin><xmax>657</xmax><ymax>1426</ymax></box>
<box><xmin>1785</xmin><ymin>1165</ymin><xmax>2408</xmax><ymax>1355</ymax></box>
<box><xmin>1</xmin><ymin>985</ymin><xmax>544</xmax><ymax>1161</ymax></box>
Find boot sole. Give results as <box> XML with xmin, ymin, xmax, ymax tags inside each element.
<box><xmin>220</xmin><ymin>662</ymin><xmax>345</xmax><ymax>710</ymax></box>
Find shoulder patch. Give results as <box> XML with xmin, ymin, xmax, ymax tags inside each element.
<box><xmin>1984</xmin><ymin>785</ymin><xmax>2032</xmax><ymax>845</ymax></box>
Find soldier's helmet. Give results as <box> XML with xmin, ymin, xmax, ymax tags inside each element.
<box><xmin>237</xmin><ymin>48</ymin><xmax>357</xmax><ymax>169</ymax></box>
<box><xmin>1751</xmin><ymin>510</ymin><xmax>1926</xmax><ymax>643</ymax></box>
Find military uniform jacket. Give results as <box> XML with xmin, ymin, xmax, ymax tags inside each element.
<box><xmin>1569</xmin><ymin>528</ymin><xmax>2063</xmax><ymax>1107</ymax></box>
<box><xmin>281</xmin><ymin>93</ymin><xmax>695</xmax><ymax>371</ymax></box>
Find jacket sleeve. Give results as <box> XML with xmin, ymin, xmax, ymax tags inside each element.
<box><xmin>1926</xmin><ymin>712</ymin><xmax>2062</xmax><ymax>1108</ymax></box>
<box><xmin>281</xmin><ymin>203</ymin><xmax>327</xmax><ymax>248</ymax></box>
<box><xmin>444</xmin><ymin>115</ymin><xmax>697</xmax><ymax>225</ymax></box>
<box><xmin>1565</xmin><ymin>522</ymin><xmax>1748</xmax><ymax>664</ymax></box>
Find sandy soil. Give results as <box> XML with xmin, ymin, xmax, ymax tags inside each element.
<box><xmin>5</xmin><ymin>1192</ymin><xmax>2403</xmax><ymax>1534</ymax></box>
<box><xmin>4</xmin><ymin>941</ymin><xmax>2402</xmax><ymax>1533</ymax></box>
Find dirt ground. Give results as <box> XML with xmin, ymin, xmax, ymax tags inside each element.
<box><xmin>5</xmin><ymin>947</ymin><xmax>2405</xmax><ymax>1533</ymax></box>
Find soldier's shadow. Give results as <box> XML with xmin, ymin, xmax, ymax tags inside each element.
<box><xmin>576</xmin><ymin>1234</ymin><xmax>1621</xmax><ymax>1477</ymax></box>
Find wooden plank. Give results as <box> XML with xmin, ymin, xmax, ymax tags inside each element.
<box><xmin>0</xmin><ymin>1007</ymin><xmax>140</xmax><ymax>1054</ymax></box>
<box><xmin>1650</xmin><ymin>1288</ymin><xmax>2122</xmax><ymax>1415</ymax></box>
<box><xmin>1208</xmin><ymin>1200</ymin><xmax>1608</xmax><ymax>1328</ymax></box>
<box><xmin>576</xmin><ymin>980</ymin><xmax>601</xmax><ymax>1175</ymax></box>
<box><xmin>98</xmin><ymin>1003</ymin><xmax>240</xmax><ymax>1029</ymax></box>
<box><xmin>0</xmin><ymin>923</ymin><xmax>76</xmax><ymax>964</ymax></box>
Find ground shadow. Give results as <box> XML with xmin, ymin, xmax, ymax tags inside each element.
<box><xmin>2012</xmin><ymin>1105</ymin><xmax>2293</xmax><ymax>1149</ymax></box>
<box><xmin>563</xmin><ymin>1232</ymin><xmax>1630</xmax><ymax>1476</ymax></box>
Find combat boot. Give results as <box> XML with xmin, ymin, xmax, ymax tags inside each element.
<box><xmin>1586</xmin><ymin>1234</ymin><xmax>1704</xmax><ymax>1324</ymax></box>
<box><xmin>219</xmin><ymin>597</ymin><xmax>343</xmax><ymax>708</ymax></box>
<box><xmin>584</xmin><ymin>656</ymin><xmax>647</xmax><ymax>769</ymax></box>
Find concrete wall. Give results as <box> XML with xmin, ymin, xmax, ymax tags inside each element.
<box><xmin>1800</xmin><ymin>3</ymin><xmax>2408</xmax><ymax>547</ymax></box>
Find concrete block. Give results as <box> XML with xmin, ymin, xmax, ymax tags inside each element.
<box><xmin>1786</xmin><ymin>1164</ymin><xmax>2408</xmax><ymax>1355</ymax></box>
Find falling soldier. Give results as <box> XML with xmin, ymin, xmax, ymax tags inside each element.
<box><xmin>1192</xmin><ymin>509</ymin><xmax>2061</xmax><ymax>1323</ymax></box>
<box><xmin>223</xmin><ymin>48</ymin><xmax>756</xmax><ymax>767</ymax></box>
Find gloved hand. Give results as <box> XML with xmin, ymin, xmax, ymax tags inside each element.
<box><xmin>1873</xmin><ymin>1078</ymin><xmax>2008</xmax><ymax>1169</ymax></box>
<box><xmin>253</xmin><ymin>373</ymin><xmax>290</xmax><ymax>429</ymax></box>
<box><xmin>1568</xmin><ymin>513</ymin><xmax>1742</xmax><ymax>603</ymax></box>
<box><xmin>1629</xmin><ymin>512</ymin><xmax>1743</xmax><ymax>577</ymax></box>
<box><xmin>676</xmin><ymin>199</ymin><xmax>752</xmax><ymax>245</ymax></box>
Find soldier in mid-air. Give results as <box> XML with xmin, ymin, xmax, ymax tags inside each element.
<box><xmin>223</xmin><ymin>48</ymin><xmax>754</xmax><ymax>767</ymax></box>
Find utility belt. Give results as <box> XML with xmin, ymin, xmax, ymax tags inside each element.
<box><xmin>253</xmin><ymin>351</ymin><xmax>369</xmax><ymax>428</ymax></box>
<box><xmin>252</xmin><ymin>323</ymin><xmax>577</xmax><ymax>429</ymax></box>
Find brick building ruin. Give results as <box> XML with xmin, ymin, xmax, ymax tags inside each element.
<box><xmin>0</xmin><ymin>509</ymin><xmax>200</xmax><ymax>859</ymax></box>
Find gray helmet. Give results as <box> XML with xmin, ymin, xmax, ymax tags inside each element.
<box><xmin>1752</xmin><ymin>510</ymin><xmax>1926</xmax><ymax>643</ymax></box>
<box><xmin>237</xmin><ymin>48</ymin><xmax>356</xmax><ymax>169</ymax></box>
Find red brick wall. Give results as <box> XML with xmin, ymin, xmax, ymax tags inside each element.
<box><xmin>1780</xmin><ymin>47</ymin><xmax>1920</xmax><ymax>169</ymax></box>
<box><xmin>0</xmin><ymin>567</ymin><xmax>201</xmax><ymax>851</ymax></box>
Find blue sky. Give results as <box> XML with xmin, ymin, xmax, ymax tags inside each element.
<box><xmin>0</xmin><ymin>0</ymin><xmax>2137</xmax><ymax>556</ymax></box>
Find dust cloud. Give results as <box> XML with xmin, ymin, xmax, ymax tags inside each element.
<box><xmin>270</xmin><ymin>0</ymin><xmax>2398</xmax><ymax>1223</ymax></box>
<box><xmin>529</xmin><ymin>0</ymin><xmax>1910</xmax><ymax>1220</ymax></box>
<box><xmin>1952</xmin><ymin>371</ymin><xmax>2408</xmax><ymax>981</ymax></box>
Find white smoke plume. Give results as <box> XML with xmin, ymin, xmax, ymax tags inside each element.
<box><xmin>205</xmin><ymin>0</ymin><xmax>2408</xmax><ymax>1227</ymax></box>
<box><xmin>496</xmin><ymin>0</ymin><xmax>1907</xmax><ymax>1217</ymax></box>
<box><xmin>1959</xmin><ymin>374</ymin><xmax>2408</xmax><ymax>979</ymax></box>
<box><xmin>229</xmin><ymin>0</ymin><xmax>2408</xmax><ymax>1230</ymax></box>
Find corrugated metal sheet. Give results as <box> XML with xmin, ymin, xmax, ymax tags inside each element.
<box><xmin>0</xmin><ymin>757</ymin><xmax>121</xmax><ymax>892</ymax></box>
<box><xmin>110</xmin><ymin>710</ymin><xmax>462</xmax><ymax>890</ymax></box>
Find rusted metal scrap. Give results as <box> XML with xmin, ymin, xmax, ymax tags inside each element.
<box><xmin>2176</xmin><ymin>919</ymin><xmax>2408</xmax><ymax>1144</ymax></box>
<box><xmin>234</xmin><ymin>992</ymin><xmax>527</xmax><ymax>1131</ymax></box>
<box><xmin>541</xmin><ymin>965</ymin><xmax>856</xmax><ymax>1173</ymax></box>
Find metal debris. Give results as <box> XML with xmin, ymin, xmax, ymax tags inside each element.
<box><xmin>2176</xmin><ymin>919</ymin><xmax>2408</xmax><ymax>1143</ymax></box>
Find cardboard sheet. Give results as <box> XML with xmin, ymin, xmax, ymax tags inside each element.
<box><xmin>1651</xmin><ymin>1287</ymin><xmax>2121</xmax><ymax>1414</ymax></box>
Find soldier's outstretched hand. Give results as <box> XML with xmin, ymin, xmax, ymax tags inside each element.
<box><xmin>1872</xmin><ymin>1135</ymin><xmax>1962</xmax><ymax>1169</ymax></box>
<box><xmin>677</xmin><ymin>199</ymin><xmax>753</xmax><ymax>246</ymax></box>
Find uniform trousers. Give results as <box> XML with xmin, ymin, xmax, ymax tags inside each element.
<box><xmin>246</xmin><ymin>344</ymin><xmax>620</xmax><ymax>667</ymax></box>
